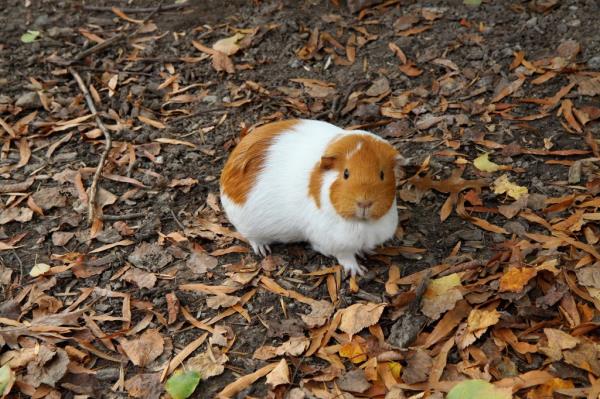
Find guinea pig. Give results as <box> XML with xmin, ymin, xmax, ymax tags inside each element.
<box><xmin>219</xmin><ymin>119</ymin><xmax>400</xmax><ymax>276</ymax></box>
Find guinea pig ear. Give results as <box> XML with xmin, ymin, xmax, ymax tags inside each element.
<box><xmin>394</xmin><ymin>154</ymin><xmax>409</xmax><ymax>180</ymax></box>
<box><xmin>320</xmin><ymin>155</ymin><xmax>336</xmax><ymax>170</ymax></box>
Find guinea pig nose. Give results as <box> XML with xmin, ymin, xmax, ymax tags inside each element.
<box><xmin>357</xmin><ymin>200</ymin><xmax>373</xmax><ymax>209</ymax></box>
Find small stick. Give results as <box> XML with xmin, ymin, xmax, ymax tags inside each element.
<box><xmin>102</xmin><ymin>212</ymin><xmax>146</xmax><ymax>221</ymax></box>
<box><xmin>68</xmin><ymin>67</ymin><xmax>112</xmax><ymax>225</ymax></box>
<box><xmin>83</xmin><ymin>2</ymin><xmax>188</xmax><ymax>13</ymax></box>
<box><xmin>71</xmin><ymin>1</ymin><xmax>165</xmax><ymax>64</ymax></box>
<box><xmin>70</xmin><ymin>32</ymin><xmax>126</xmax><ymax>63</ymax></box>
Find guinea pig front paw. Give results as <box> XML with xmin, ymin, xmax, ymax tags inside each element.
<box><xmin>336</xmin><ymin>253</ymin><xmax>367</xmax><ymax>277</ymax></box>
<box><xmin>250</xmin><ymin>241</ymin><xmax>271</xmax><ymax>257</ymax></box>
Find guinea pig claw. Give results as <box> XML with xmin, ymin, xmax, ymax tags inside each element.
<box><xmin>250</xmin><ymin>241</ymin><xmax>271</xmax><ymax>257</ymax></box>
<box><xmin>337</xmin><ymin>254</ymin><xmax>367</xmax><ymax>277</ymax></box>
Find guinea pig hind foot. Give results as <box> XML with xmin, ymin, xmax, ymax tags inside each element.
<box><xmin>250</xmin><ymin>240</ymin><xmax>271</xmax><ymax>257</ymax></box>
<box><xmin>336</xmin><ymin>253</ymin><xmax>367</xmax><ymax>277</ymax></box>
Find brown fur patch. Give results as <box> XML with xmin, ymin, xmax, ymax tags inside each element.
<box><xmin>324</xmin><ymin>134</ymin><xmax>398</xmax><ymax>220</ymax></box>
<box><xmin>220</xmin><ymin>119</ymin><xmax>299</xmax><ymax>204</ymax></box>
<box><xmin>309</xmin><ymin>162</ymin><xmax>323</xmax><ymax>207</ymax></box>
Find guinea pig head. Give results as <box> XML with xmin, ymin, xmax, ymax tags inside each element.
<box><xmin>321</xmin><ymin>134</ymin><xmax>399</xmax><ymax>221</ymax></box>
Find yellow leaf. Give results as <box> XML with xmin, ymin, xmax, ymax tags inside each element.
<box><xmin>212</xmin><ymin>33</ymin><xmax>245</xmax><ymax>56</ymax></box>
<box><xmin>388</xmin><ymin>361</ymin><xmax>402</xmax><ymax>380</ymax></box>
<box><xmin>339</xmin><ymin>341</ymin><xmax>367</xmax><ymax>364</ymax></box>
<box><xmin>473</xmin><ymin>152</ymin><xmax>501</xmax><ymax>172</ymax></box>
<box><xmin>492</xmin><ymin>174</ymin><xmax>528</xmax><ymax>200</ymax></box>
<box><xmin>425</xmin><ymin>273</ymin><xmax>462</xmax><ymax>298</ymax></box>
<box><xmin>30</xmin><ymin>263</ymin><xmax>51</xmax><ymax>277</ymax></box>
<box><xmin>467</xmin><ymin>308</ymin><xmax>500</xmax><ymax>332</ymax></box>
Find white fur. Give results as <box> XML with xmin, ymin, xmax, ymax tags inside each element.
<box><xmin>220</xmin><ymin>119</ymin><xmax>398</xmax><ymax>276</ymax></box>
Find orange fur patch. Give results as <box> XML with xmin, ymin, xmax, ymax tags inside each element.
<box><xmin>220</xmin><ymin>119</ymin><xmax>299</xmax><ymax>204</ymax></box>
<box><xmin>322</xmin><ymin>134</ymin><xmax>398</xmax><ymax>220</ymax></box>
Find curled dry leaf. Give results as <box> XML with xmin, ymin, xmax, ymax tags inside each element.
<box><xmin>467</xmin><ymin>308</ymin><xmax>500</xmax><ymax>333</ymax></box>
<box><xmin>492</xmin><ymin>174</ymin><xmax>528</xmax><ymax>200</ymax></box>
<box><xmin>253</xmin><ymin>336</ymin><xmax>310</xmax><ymax>360</ymax></box>
<box><xmin>421</xmin><ymin>273</ymin><xmax>463</xmax><ymax>320</ymax></box>
<box><xmin>301</xmin><ymin>299</ymin><xmax>334</xmax><ymax>328</ymax></box>
<box><xmin>499</xmin><ymin>267</ymin><xmax>537</xmax><ymax>293</ymax></box>
<box><xmin>122</xmin><ymin>267</ymin><xmax>157</xmax><ymax>289</ymax></box>
<box><xmin>266</xmin><ymin>358</ymin><xmax>290</xmax><ymax>387</ymax></box>
<box><xmin>0</xmin><ymin>208</ymin><xmax>33</xmax><ymax>224</ymax></box>
<box><xmin>186</xmin><ymin>348</ymin><xmax>228</xmax><ymax>379</ymax></box>
<box><xmin>206</xmin><ymin>294</ymin><xmax>240</xmax><ymax>310</ymax></box>
<box><xmin>23</xmin><ymin>346</ymin><xmax>69</xmax><ymax>388</ymax></box>
<box><xmin>124</xmin><ymin>373</ymin><xmax>162</xmax><ymax>399</ymax></box>
<box><xmin>120</xmin><ymin>329</ymin><xmax>164</xmax><ymax>367</ymax></box>
<box><xmin>338</xmin><ymin>302</ymin><xmax>385</xmax><ymax>337</ymax></box>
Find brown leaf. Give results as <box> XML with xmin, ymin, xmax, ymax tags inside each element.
<box><xmin>124</xmin><ymin>373</ymin><xmax>162</xmax><ymax>399</ymax></box>
<box><xmin>337</xmin><ymin>368</ymin><xmax>371</xmax><ymax>393</ymax></box>
<box><xmin>338</xmin><ymin>302</ymin><xmax>385</xmax><ymax>337</ymax></box>
<box><xmin>23</xmin><ymin>346</ymin><xmax>69</xmax><ymax>388</ymax></box>
<box><xmin>186</xmin><ymin>349</ymin><xmax>228</xmax><ymax>379</ymax></box>
<box><xmin>206</xmin><ymin>294</ymin><xmax>241</xmax><ymax>310</ymax></box>
<box><xmin>0</xmin><ymin>207</ymin><xmax>33</xmax><ymax>224</ymax></box>
<box><xmin>212</xmin><ymin>51</ymin><xmax>236</xmax><ymax>73</ymax></box>
<box><xmin>217</xmin><ymin>362</ymin><xmax>277</xmax><ymax>398</ymax></box>
<box><xmin>402</xmin><ymin>349</ymin><xmax>432</xmax><ymax>384</ymax></box>
<box><xmin>120</xmin><ymin>329</ymin><xmax>164</xmax><ymax>367</ymax></box>
<box><xmin>253</xmin><ymin>336</ymin><xmax>310</xmax><ymax>360</ymax></box>
<box><xmin>266</xmin><ymin>358</ymin><xmax>290</xmax><ymax>387</ymax></box>
<box><xmin>32</xmin><ymin>187</ymin><xmax>67</xmax><ymax>210</ymax></box>
<box><xmin>122</xmin><ymin>267</ymin><xmax>157</xmax><ymax>289</ymax></box>
<box><xmin>166</xmin><ymin>292</ymin><xmax>179</xmax><ymax>325</ymax></box>
<box><xmin>138</xmin><ymin>115</ymin><xmax>166</xmax><ymax>129</ymax></box>
<box><xmin>301</xmin><ymin>299</ymin><xmax>334</xmax><ymax>328</ymax></box>
<box><xmin>186</xmin><ymin>250</ymin><xmax>218</xmax><ymax>275</ymax></box>
<box><xmin>492</xmin><ymin>75</ymin><xmax>526</xmax><ymax>103</ymax></box>
<box><xmin>128</xmin><ymin>242</ymin><xmax>173</xmax><ymax>272</ymax></box>
<box><xmin>399</xmin><ymin>62</ymin><xmax>423</xmax><ymax>77</ymax></box>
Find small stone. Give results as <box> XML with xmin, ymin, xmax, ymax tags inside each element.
<box><xmin>15</xmin><ymin>92</ymin><xmax>41</xmax><ymax>109</ymax></box>
<box><xmin>202</xmin><ymin>95</ymin><xmax>217</xmax><ymax>104</ymax></box>
<box><xmin>587</xmin><ymin>56</ymin><xmax>600</xmax><ymax>70</ymax></box>
<box><xmin>466</xmin><ymin>46</ymin><xmax>484</xmax><ymax>60</ymax></box>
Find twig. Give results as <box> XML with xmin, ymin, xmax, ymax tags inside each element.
<box><xmin>70</xmin><ymin>1</ymin><xmax>166</xmax><ymax>64</ymax></box>
<box><xmin>101</xmin><ymin>212</ymin><xmax>146</xmax><ymax>221</ymax></box>
<box><xmin>70</xmin><ymin>32</ymin><xmax>126</xmax><ymax>63</ymax></box>
<box><xmin>68</xmin><ymin>67</ymin><xmax>112</xmax><ymax>225</ymax></box>
<box><xmin>83</xmin><ymin>2</ymin><xmax>189</xmax><ymax>13</ymax></box>
<box><xmin>169</xmin><ymin>208</ymin><xmax>186</xmax><ymax>230</ymax></box>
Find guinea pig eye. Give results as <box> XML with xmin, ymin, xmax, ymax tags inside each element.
<box><xmin>343</xmin><ymin>169</ymin><xmax>350</xmax><ymax>179</ymax></box>
<box><xmin>380</xmin><ymin>171</ymin><xmax>384</xmax><ymax>181</ymax></box>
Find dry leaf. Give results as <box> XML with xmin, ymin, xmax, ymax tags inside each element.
<box><xmin>492</xmin><ymin>174</ymin><xmax>528</xmax><ymax>200</ymax></box>
<box><xmin>266</xmin><ymin>358</ymin><xmax>289</xmax><ymax>387</ymax></box>
<box><xmin>120</xmin><ymin>329</ymin><xmax>164</xmax><ymax>367</ymax></box>
<box><xmin>338</xmin><ymin>302</ymin><xmax>385</xmax><ymax>337</ymax></box>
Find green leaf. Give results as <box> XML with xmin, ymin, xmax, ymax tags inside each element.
<box><xmin>165</xmin><ymin>370</ymin><xmax>201</xmax><ymax>399</ymax></box>
<box><xmin>463</xmin><ymin>0</ymin><xmax>482</xmax><ymax>6</ymax></box>
<box><xmin>20</xmin><ymin>30</ymin><xmax>40</xmax><ymax>43</ymax></box>
<box><xmin>0</xmin><ymin>364</ymin><xmax>14</xmax><ymax>396</ymax></box>
<box><xmin>448</xmin><ymin>379</ymin><xmax>512</xmax><ymax>399</ymax></box>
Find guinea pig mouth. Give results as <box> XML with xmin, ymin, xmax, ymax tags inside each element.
<box><xmin>355</xmin><ymin>207</ymin><xmax>371</xmax><ymax>220</ymax></box>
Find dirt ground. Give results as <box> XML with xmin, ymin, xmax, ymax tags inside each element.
<box><xmin>1</xmin><ymin>0</ymin><xmax>600</xmax><ymax>398</ymax></box>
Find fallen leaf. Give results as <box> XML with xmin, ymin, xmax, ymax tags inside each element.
<box><xmin>206</xmin><ymin>294</ymin><xmax>240</xmax><ymax>310</ymax></box>
<box><xmin>499</xmin><ymin>266</ymin><xmax>537</xmax><ymax>293</ymax></box>
<box><xmin>124</xmin><ymin>373</ymin><xmax>162</xmax><ymax>399</ymax></box>
<box><xmin>213</xmin><ymin>33</ymin><xmax>245</xmax><ymax>56</ymax></box>
<box><xmin>122</xmin><ymin>267</ymin><xmax>157</xmax><ymax>289</ymax></box>
<box><xmin>421</xmin><ymin>273</ymin><xmax>463</xmax><ymax>320</ymax></box>
<box><xmin>186</xmin><ymin>349</ymin><xmax>227</xmax><ymax>379</ymax></box>
<box><xmin>120</xmin><ymin>329</ymin><xmax>164</xmax><ymax>367</ymax></box>
<box><xmin>467</xmin><ymin>308</ymin><xmax>500</xmax><ymax>333</ymax></box>
<box><xmin>165</xmin><ymin>370</ymin><xmax>200</xmax><ymax>399</ymax></box>
<box><xmin>23</xmin><ymin>346</ymin><xmax>69</xmax><ymax>388</ymax></box>
<box><xmin>492</xmin><ymin>174</ymin><xmax>528</xmax><ymax>200</ymax></box>
<box><xmin>30</xmin><ymin>263</ymin><xmax>51</xmax><ymax>277</ymax></box>
<box><xmin>338</xmin><ymin>302</ymin><xmax>385</xmax><ymax>337</ymax></box>
<box><xmin>337</xmin><ymin>368</ymin><xmax>371</xmax><ymax>393</ymax></box>
<box><xmin>474</xmin><ymin>153</ymin><xmax>501</xmax><ymax>173</ymax></box>
<box><xmin>339</xmin><ymin>340</ymin><xmax>367</xmax><ymax>364</ymax></box>
<box><xmin>447</xmin><ymin>379</ymin><xmax>511</xmax><ymax>399</ymax></box>
<box><xmin>266</xmin><ymin>358</ymin><xmax>289</xmax><ymax>387</ymax></box>
<box><xmin>0</xmin><ymin>364</ymin><xmax>15</xmax><ymax>397</ymax></box>
<box><xmin>0</xmin><ymin>207</ymin><xmax>33</xmax><ymax>224</ymax></box>
<box><xmin>253</xmin><ymin>336</ymin><xmax>310</xmax><ymax>360</ymax></box>
<box><xmin>186</xmin><ymin>251</ymin><xmax>218</xmax><ymax>274</ymax></box>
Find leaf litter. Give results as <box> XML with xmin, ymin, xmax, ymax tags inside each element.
<box><xmin>1</xmin><ymin>0</ymin><xmax>600</xmax><ymax>398</ymax></box>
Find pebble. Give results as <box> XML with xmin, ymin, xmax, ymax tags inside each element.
<box><xmin>202</xmin><ymin>95</ymin><xmax>217</xmax><ymax>104</ymax></box>
<box><xmin>587</xmin><ymin>56</ymin><xmax>600</xmax><ymax>70</ymax></box>
<box><xmin>15</xmin><ymin>92</ymin><xmax>40</xmax><ymax>109</ymax></box>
